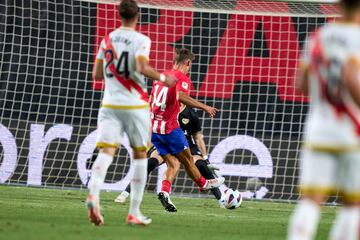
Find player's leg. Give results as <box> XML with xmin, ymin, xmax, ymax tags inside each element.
<box><xmin>193</xmin><ymin>156</ymin><xmax>222</xmax><ymax>201</ymax></box>
<box><xmin>127</xmin><ymin>148</ymin><xmax>151</xmax><ymax>224</ymax></box>
<box><xmin>161</xmin><ymin>154</ymin><xmax>180</xmax><ymax>191</ymax></box>
<box><xmin>175</xmin><ymin>148</ymin><xmax>224</xmax><ymax>190</ymax></box>
<box><xmin>115</xmin><ymin>147</ymin><xmax>164</xmax><ymax>203</ymax></box>
<box><xmin>164</xmin><ymin>128</ymin><xmax>224</xmax><ymax>190</ymax></box>
<box><xmin>88</xmin><ymin>147</ymin><xmax>117</xmax><ymax>199</ymax></box>
<box><xmin>85</xmin><ymin>148</ymin><xmax>98</xmax><ymax>186</ymax></box>
<box><xmin>151</xmin><ymin>128</ymin><xmax>224</xmax><ymax>211</ymax></box>
<box><xmin>122</xmin><ymin>108</ymin><xmax>152</xmax><ymax>225</ymax></box>
<box><xmin>329</xmin><ymin>151</ymin><xmax>360</xmax><ymax>240</ymax></box>
<box><xmin>87</xmin><ymin>146</ymin><xmax>116</xmax><ymax>226</ymax></box>
<box><xmin>187</xmin><ymin>144</ymin><xmax>222</xmax><ymax>201</ymax></box>
<box><xmin>287</xmin><ymin>150</ymin><xmax>336</xmax><ymax>240</ymax></box>
<box><xmin>151</xmin><ymin>133</ymin><xmax>180</xmax><ymax>212</ymax></box>
<box><xmin>158</xmin><ymin>154</ymin><xmax>180</xmax><ymax>212</ymax></box>
<box><xmin>87</xmin><ymin>108</ymin><xmax>121</xmax><ymax>226</ymax></box>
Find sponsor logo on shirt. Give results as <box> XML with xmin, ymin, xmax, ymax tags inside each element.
<box><xmin>182</xmin><ymin>118</ymin><xmax>190</xmax><ymax>125</ymax></box>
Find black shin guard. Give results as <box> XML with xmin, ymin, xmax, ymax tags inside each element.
<box><xmin>195</xmin><ymin>160</ymin><xmax>215</xmax><ymax>179</ymax></box>
<box><xmin>147</xmin><ymin>157</ymin><xmax>160</xmax><ymax>174</ymax></box>
<box><xmin>125</xmin><ymin>157</ymin><xmax>160</xmax><ymax>193</ymax></box>
<box><xmin>210</xmin><ymin>188</ymin><xmax>222</xmax><ymax>200</ymax></box>
<box><xmin>125</xmin><ymin>182</ymin><xmax>131</xmax><ymax>193</ymax></box>
<box><xmin>195</xmin><ymin>160</ymin><xmax>222</xmax><ymax>200</ymax></box>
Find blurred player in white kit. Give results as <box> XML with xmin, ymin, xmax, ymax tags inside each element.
<box><xmin>86</xmin><ymin>0</ymin><xmax>175</xmax><ymax>226</ymax></box>
<box><xmin>288</xmin><ymin>0</ymin><xmax>360</xmax><ymax>239</ymax></box>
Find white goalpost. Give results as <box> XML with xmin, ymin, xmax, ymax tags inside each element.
<box><xmin>0</xmin><ymin>0</ymin><xmax>340</xmax><ymax>201</ymax></box>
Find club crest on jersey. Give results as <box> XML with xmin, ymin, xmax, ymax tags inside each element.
<box><xmin>182</xmin><ymin>118</ymin><xmax>190</xmax><ymax>125</ymax></box>
<box><xmin>182</xmin><ymin>82</ymin><xmax>189</xmax><ymax>90</ymax></box>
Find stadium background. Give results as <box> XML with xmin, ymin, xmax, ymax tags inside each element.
<box><xmin>0</xmin><ymin>0</ymin><xmax>337</xmax><ymax>201</ymax></box>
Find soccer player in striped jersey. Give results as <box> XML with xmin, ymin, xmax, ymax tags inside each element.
<box><xmin>287</xmin><ymin>0</ymin><xmax>360</xmax><ymax>239</ymax></box>
<box><xmin>114</xmin><ymin>105</ymin><xmax>224</xmax><ymax>211</ymax></box>
<box><xmin>150</xmin><ymin>48</ymin><xmax>225</xmax><ymax>208</ymax></box>
<box><xmin>87</xmin><ymin>0</ymin><xmax>175</xmax><ymax>226</ymax></box>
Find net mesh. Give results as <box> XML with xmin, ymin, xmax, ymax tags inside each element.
<box><xmin>90</xmin><ymin>0</ymin><xmax>340</xmax><ymax>16</ymax></box>
<box><xmin>0</xmin><ymin>0</ymin><xmax>339</xmax><ymax>201</ymax></box>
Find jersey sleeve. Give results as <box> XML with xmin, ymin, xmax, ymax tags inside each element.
<box><xmin>176</xmin><ymin>75</ymin><xmax>191</xmax><ymax>94</ymax></box>
<box><xmin>96</xmin><ymin>39</ymin><xmax>106</xmax><ymax>60</ymax></box>
<box><xmin>187</xmin><ymin>108</ymin><xmax>202</xmax><ymax>135</ymax></box>
<box><xmin>135</xmin><ymin>36</ymin><xmax>151</xmax><ymax>60</ymax></box>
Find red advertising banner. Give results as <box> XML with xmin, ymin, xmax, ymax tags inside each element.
<box><xmin>93</xmin><ymin>2</ymin><xmax>336</xmax><ymax>102</ymax></box>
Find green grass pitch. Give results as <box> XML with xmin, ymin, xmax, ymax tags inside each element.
<box><xmin>0</xmin><ymin>186</ymin><xmax>337</xmax><ymax>240</ymax></box>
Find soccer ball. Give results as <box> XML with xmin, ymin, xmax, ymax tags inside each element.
<box><xmin>220</xmin><ymin>188</ymin><xmax>242</xmax><ymax>209</ymax></box>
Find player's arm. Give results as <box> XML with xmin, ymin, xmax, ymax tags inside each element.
<box><xmin>136</xmin><ymin>57</ymin><xmax>175</xmax><ymax>87</ymax></box>
<box><xmin>296</xmin><ymin>35</ymin><xmax>313</xmax><ymax>95</ymax></box>
<box><xmin>135</xmin><ymin>37</ymin><xmax>175</xmax><ymax>87</ymax></box>
<box><xmin>187</xmin><ymin>108</ymin><xmax>208</xmax><ymax>158</ymax></box>
<box><xmin>193</xmin><ymin>131</ymin><xmax>207</xmax><ymax>158</ymax></box>
<box><xmin>343</xmin><ymin>56</ymin><xmax>360</xmax><ymax>106</ymax></box>
<box><xmin>93</xmin><ymin>39</ymin><xmax>105</xmax><ymax>80</ymax></box>
<box><xmin>93</xmin><ymin>59</ymin><xmax>104</xmax><ymax>80</ymax></box>
<box><xmin>188</xmin><ymin>109</ymin><xmax>220</xmax><ymax>171</ymax></box>
<box><xmin>296</xmin><ymin>62</ymin><xmax>309</xmax><ymax>95</ymax></box>
<box><xmin>178</xmin><ymin>91</ymin><xmax>218</xmax><ymax>118</ymax></box>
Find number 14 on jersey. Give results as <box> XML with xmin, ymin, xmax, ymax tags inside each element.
<box><xmin>152</xmin><ymin>85</ymin><xmax>168</xmax><ymax>111</ymax></box>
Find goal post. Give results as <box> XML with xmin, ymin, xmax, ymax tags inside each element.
<box><xmin>0</xmin><ymin>0</ymin><xmax>339</xmax><ymax>201</ymax></box>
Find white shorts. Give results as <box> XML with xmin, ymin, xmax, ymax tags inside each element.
<box><xmin>96</xmin><ymin>107</ymin><xmax>150</xmax><ymax>150</ymax></box>
<box><xmin>300</xmin><ymin>149</ymin><xmax>360</xmax><ymax>203</ymax></box>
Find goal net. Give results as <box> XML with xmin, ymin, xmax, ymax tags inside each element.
<box><xmin>0</xmin><ymin>0</ymin><xmax>339</xmax><ymax>201</ymax></box>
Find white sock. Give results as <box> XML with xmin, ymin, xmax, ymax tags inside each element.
<box><xmin>88</xmin><ymin>152</ymin><xmax>113</xmax><ymax>202</ymax></box>
<box><xmin>129</xmin><ymin>158</ymin><xmax>147</xmax><ymax>217</ymax></box>
<box><xmin>329</xmin><ymin>206</ymin><xmax>360</xmax><ymax>240</ymax></box>
<box><xmin>287</xmin><ymin>199</ymin><xmax>321</xmax><ymax>240</ymax></box>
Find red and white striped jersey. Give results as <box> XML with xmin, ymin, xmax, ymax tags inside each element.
<box><xmin>150</xmin><ymin>69</ymin><xmax>191</xmax><ymax>134</ymax></box>
<box><xmin>303</xmin><ymin>23</ymin><xmax>360</xmax><ymax>148</ymax></box>
<box><xmin>96</xmin><ymin>27</ymin><xmax>151</xmax><ymax>107</ymax></box>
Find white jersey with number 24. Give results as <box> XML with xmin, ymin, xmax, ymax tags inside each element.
<box><xmin>96</xmin><ymin>26</ymin><xmax>151</xmax><ymax>107</ymax></box>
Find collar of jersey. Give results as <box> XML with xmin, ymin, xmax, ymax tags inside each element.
<box><xmin>119</xmin><ymin>26</ymin><xmax>135</xmax><ymax>31</ymax></box>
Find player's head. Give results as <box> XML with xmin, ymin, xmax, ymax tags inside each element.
<box><xmin>340</xmin><ymin>0</ymin><xmax>360</xmax><ymax>19</ymax></box>
<box><xmin>118</xmin><ymin>0</ymin><xmax>139</xmax><ymax>24</ymax></box>
<box><xmin>173</xmin><ymin>48</ymin><xmax>195</xmax><ymax>74</ymax></box>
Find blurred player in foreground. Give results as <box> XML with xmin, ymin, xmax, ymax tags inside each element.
<box><xmin>150</xmin><ymin>48</ymin><xmax>224</xmax><ymax>206</ymax></box>
<box><xmin>87</xmin><ymin>0</ymin><xmax>175</xmax><ymax>226</ymax></box>
<box><xmin>287</xmin><ymin>0</ymin><xmax>360</xmax><ymax>239</ymax></box>
<box><xmin>114</xmin><ymin>105</ymin><xmax>223</xmax><ymax>211</ymax></box>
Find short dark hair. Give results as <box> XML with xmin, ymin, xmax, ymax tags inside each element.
<box><xmin>340</xmin><ymin>0</ymin><xmax>360</xmax><ymax>13</ymax></box>
<box><xmin>174</xmin><ymin>48</ymin><xmax>195</xmax><ymax>64</ymax></box>
<box><xmin>118</xmin><ymin>0</ymin><xmax>139</xmax><ymax>20</ymax></box>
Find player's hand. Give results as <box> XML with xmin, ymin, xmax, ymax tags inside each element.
<box><xmin>207</xmin><ymin>164</ymin><xmax>220</xmax><ymax>177</ymax></box>
<box><xmin>207</xmin><ymin>164</ymin><xmax>220</xmax><ymax>171</ymax></box>
<box><xmin>204</xmin><ymin>106</ymin><xmax>218</xmax><ymax>118</ymax></box>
